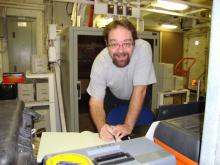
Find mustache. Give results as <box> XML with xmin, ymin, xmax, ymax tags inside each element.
<box><xmin>112</xmin><ymin>52</ymin><xmax>130</xmax><ymax>67</ymax></box>
<box><xmin>113</xmin><ymin>52</ymin><xmax>129</xmax><ymax>57</ymax></box>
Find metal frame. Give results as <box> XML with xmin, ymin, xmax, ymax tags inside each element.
<box><xmin>26</xmin><ymin>72</ymin><xmax>61</xmax><ymax>132</ymax></box>
<box><xmin>157</xmin><ymin>89</ymin><xmax>190</xmax><ymax>108</ymax></box>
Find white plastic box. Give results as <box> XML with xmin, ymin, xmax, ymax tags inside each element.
<box><xmin>174</xmin><ymin>75</ymin><xmax>186</xmax><ymax>90</ymax></box>
<box><xmin>158</xmin><ymin>77</ymin><xmax>174</xmax><ymax>92</ymax></box>
<box><xmin>158</xmin><ymin>63</ymin><xmax>174</xmax><ymax>78</ymax></box>
<box><xmin>32</xmin><ymin>55</ymin><xmax>48</xmax><ymax>73</ymax></box>
<box><xmin>18</xmin><ymin>83</ymin><xmax>34</xmax><ymax>102</ymax></box>
<box><xmin>163</xmin><ymin>96</ymin><xmax>174</xmax><ymax>105</ymax></box>
<box><xmin>36</xmin><ymin>83</ymin><xmax>49</xmax><ymax>101</ymax></box>
<box><xmin>34</xmin><ymin>109</ymin><xmax>50</xmax><ymax>131</ymax></box>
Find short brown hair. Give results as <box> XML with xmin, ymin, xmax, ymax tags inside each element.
<box><xmin>103</xmin><ymin>19</ymin><xmax>137</xmax><ymax>43</ymax></box>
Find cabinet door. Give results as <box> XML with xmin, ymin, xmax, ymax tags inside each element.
<box><xmin>77</xmin><ymin>35</ymin><xmax>105</xmax><ymax>132</ymax></box>
<box><xmin>7</xmin><ymin>16</ymin><xmax>36</xmax><ymax>72</ymax></box>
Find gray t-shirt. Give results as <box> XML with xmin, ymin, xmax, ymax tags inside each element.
<box><xmin>87</xmin><ymin>39</ymin><xmax>157</xmax><ymax>100</ymax></box>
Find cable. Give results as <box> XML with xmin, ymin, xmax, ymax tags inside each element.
<box><xmin>66</xmin><ymin>2</ymin><xmax>73</xmax><ymax>16</ymax></box>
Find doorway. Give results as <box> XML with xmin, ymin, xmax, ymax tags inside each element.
<box><xmin>77</xmin><ymin>34</ymin><xmax>106</xmax><ymax>132</ymax></box>
<box><xmin>7</xmin><ymin>16</ymin><xmax>36</xmax><ymax>72</ymax></box>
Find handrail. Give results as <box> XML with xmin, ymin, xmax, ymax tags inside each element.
<box><xmin>175</xmin><ymin>57</ymin><xmax>196</xmax><ymax>76</ymax></box>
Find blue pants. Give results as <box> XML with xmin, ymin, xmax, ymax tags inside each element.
<box><xmin>104</xmin><ymin>88</ymin><xmax>154</xmax><ymax>126</ymax></box>
<box><xmin>106</xmin><ymin>104</ymin><xmax>154</xmax><ymax>126</ymax></box>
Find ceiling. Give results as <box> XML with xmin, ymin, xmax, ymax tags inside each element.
<box><xmin>137</xmin><ymin>0</ymin><xmax>212</xmax><ymax>31</ymax></box>
<box><xmin>49</xmin><ymin>0</ymin><xmax>213</xmax><ymax>31</ymax></box>
<box><xmin>96</xmin><ymin>0</ymin><xmax>212</xmax><ymax>31</ymax></box>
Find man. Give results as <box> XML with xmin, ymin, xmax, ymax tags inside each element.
<box><xmin>87</xmin><ymin>19</ymin><xmax>156</xmax><ymax>141</ymax></box>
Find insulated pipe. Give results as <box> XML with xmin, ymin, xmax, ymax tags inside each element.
<box><xmin>54</xmin><ymin>63</ymin><xmax>67</xmax><ymax>132</ymax></box>
<box><xmin>71</xmin><ymin>2</ymin><xmax>77</xmax><ymax>26</ymax></box>
<box><xmin>87</xmin><ymin>0</ymin><xmax>94</xmax><ymax>27</ymax></box>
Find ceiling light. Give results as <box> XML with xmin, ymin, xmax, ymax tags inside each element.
<box><xmin>161</xmin><ymin>24</ymin><xmax>178</xmax><ymax>29</ymax></box>
<box><xmin>152</xmin><ymin>0</ymin><xmax>189</xmax><ymax>11</ymax></box>
<box><xmin>195</xmin><ymin>40</ymin><xmax>200</xmax><ymax>45</ymax></box>
<box><xmin>146</xmin><ymin>8</ymin><xmax>178</xmax><ymax>15</ymax></box>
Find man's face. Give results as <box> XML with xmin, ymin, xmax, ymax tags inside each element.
<box><xmin>107</xmin><ymin>26</ymin><xmax>134</xmax><ymax>68</ymax></box>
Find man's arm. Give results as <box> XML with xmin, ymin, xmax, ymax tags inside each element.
<box><xmin>113</xmin><ymin>85</ymin><xmax>147</xmax><ymax>139</ymax></box>
<box><xmin>89</xmin><ymin>96</ymin><xmax>116</xmax><ymax>141</ymax></box>
<box><xmin>89</xmin><ymin>96</ymin><xmax>105</xmax><ymax>131</ymax></box>
<box><xmin>124</xmin><ymin>85</ymin><xmax>147</xmax><ymax>129</ymax></box>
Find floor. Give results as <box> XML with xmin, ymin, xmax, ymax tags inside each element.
<box><xmin>79</xmin><ymin>112</ymin><xmax>97</xmax><ymax>132</ymax></box>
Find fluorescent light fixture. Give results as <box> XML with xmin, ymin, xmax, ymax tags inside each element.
<box><xmin>146</xmin><ymin>8</ymin><xmax>178</xmax><ymax>15</ymax></box>
<box><xmin>161</xmin><ymin>24</ymin><xmax>178</xmax><ymax>29</ymax></box>
<box><xmin>152</xmin><ymin>0</ymin><xmax>189</xmax><ymax>11</ymax></box>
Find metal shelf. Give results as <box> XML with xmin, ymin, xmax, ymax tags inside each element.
<box><xmin>25</xmin><ymin>101</ymin><xmax>49</xmax><ymax>107</ymax></box>
<box><xmin>26</xmin><ymin>72</ymin><xmax>53</xmax><ymax>79</ymax></box>
<box><xmin>158</xmin><ymin>89</ymin><xmax>190</xmax><ymax>108</ymax></box>
<box><xmin>25</xmin><ymin>72</ymin><xmax>60</xmax><ymax>132</ymax></box>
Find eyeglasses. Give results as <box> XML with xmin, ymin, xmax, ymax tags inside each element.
<box><xmin>107</xmin><ymin>42</ymin><xmax>134</xmax><ymax>49</ymax></box>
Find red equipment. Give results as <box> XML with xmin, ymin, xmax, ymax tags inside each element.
<box><xmin>175</xmin><ymin>57</ymin><xmax>196</xmax><ymax>88</ymax></box>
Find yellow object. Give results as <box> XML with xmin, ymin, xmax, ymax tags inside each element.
<box><xmin>192</xmin><ymin>80</ymin><xmax>197</xmax><ymax>86</ymax></box>
<box><xmin>45</xmin><ymin>153</ymin><xmax>93</xmax><ymax>165</ymax></box>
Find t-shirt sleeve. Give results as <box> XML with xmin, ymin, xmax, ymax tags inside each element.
<box><xmin>133</xmin><ymin>40</ymin><xmax>157</xmax><ymax>85</ymax></box>
<box><xmin>87</xmin><ymin>55</ymin><xmax>106</xmax><ymax>99</ymax></box>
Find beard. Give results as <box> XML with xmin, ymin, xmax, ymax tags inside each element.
<box><xmin>112</xmin><ymin>52</ymin><xmax>130</xmax><ymax>67</ymax></box>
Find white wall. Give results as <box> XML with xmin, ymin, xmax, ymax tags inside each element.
<box><xmin>0</xmin><ymin>38</ymin><xmax>9</xmax><ymax>79</ymax></box>
<box><xmin>0</xmin><ymin>39</ymin><xmax>3</xmax><ymax>82</ymax></box>
<box><xmin>183</xmin><ymin>30</ymin><xmax>210</xmax><ymax>94</ymax></box>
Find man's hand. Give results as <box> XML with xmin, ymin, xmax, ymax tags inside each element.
<box><xmin>99</xmin><ymin>124</ymin><xmax>116</xmax><ymax>141</ymax></box>
<box><xmin>99</xmin><ymin>124</ymin><xmax>132</xmax><ymax>141</ymax></box>
<box><xmin>111</xmin><ymin>124</ymin><xmax>132</xmax><ymax>139</ymax></box>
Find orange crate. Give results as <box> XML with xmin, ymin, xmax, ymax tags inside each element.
<box><xmin>3</xmin><ymin>73</ymin><xmax>25</xmax><ymax>84</ymax></box>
